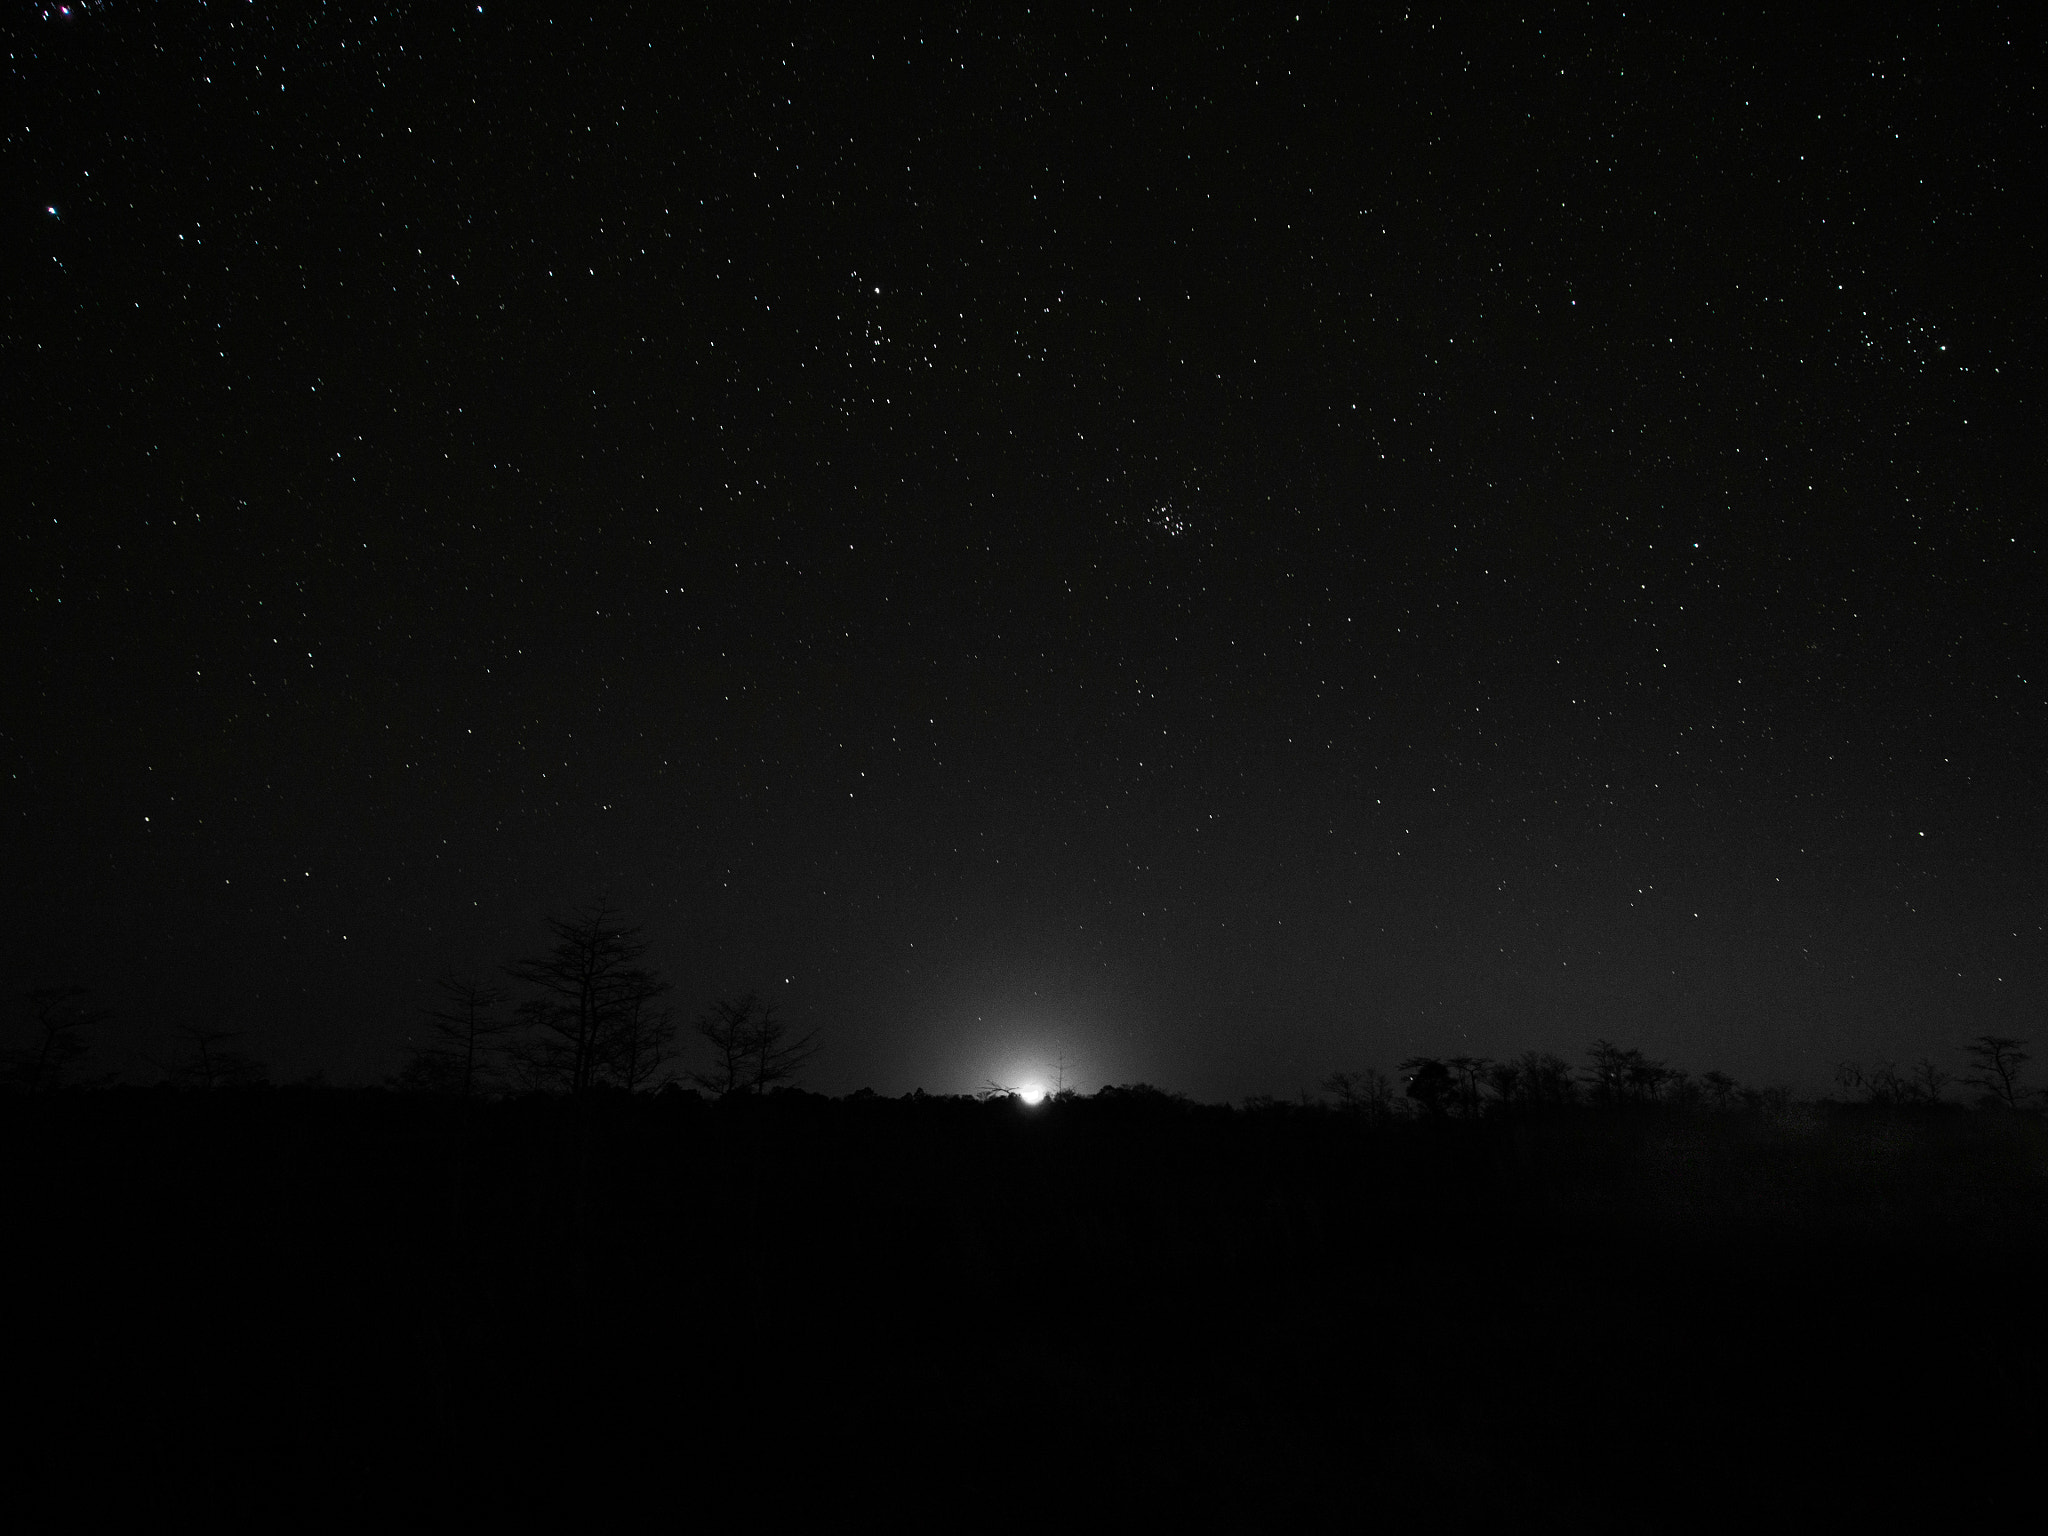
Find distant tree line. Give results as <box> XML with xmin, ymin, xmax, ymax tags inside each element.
<box><xmin>395</xmin><ymin>898</ymin><xmax>817</xmax><ymax>1099</ymax></box>
<box><xmin>0</xmin><ymin>987</ymin><xmax>274</xmax><ymax>1093</ymax></box>
<box><xmin>0</xmin><ymin>898</ymin><xmax>821</xmax><ymax>1099</ymax></box>
<box><xmin>3</xmin><ymin>918</ymin><xmax>2037</xmax><ymax>1117</ymax></box>
<box><xmin>1316</xmin><ymin>1035</ymin><xmax>2040</xmax><ymax>1121</ymax></box>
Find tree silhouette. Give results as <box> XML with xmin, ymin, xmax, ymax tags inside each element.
<box><xmin>692</xmin><ymin>995</ymin><xmax>757</xmax><ymax>1097</ymax></box>
<box><xmin>9</xmin><ymin>986</ymin><xmax>111</xmax><ymax>1092</ymax></box>
<box><xmin>1095</xmin><ymin>1082</ymin><xmax>1190</xmax><ymax>1108</ymax></box>
<box><xmin>1483</xmin><ymin>1058</ymin><xmax>1524</xmax><ymax>1107</ymax></box>
<box><xmin>1836</xmin><ymin>1059</ymin><xmax>1914</xmax><ymax>1106</ymax></box>
<box><xmin>1584</xmin><ymin>1040</ymin><xmax>1674</xmax><ymax>1106</ymax></box>
<box><xmin>1699</xmin><ymin>1070</ymin><xmax>1741</xmax><ymax>1111</ymax></box>
<box><xmin>1583</xmin><ymin>1040</ymin><xmax>1631</xmax><ymax>1105</ymax></box>
<box><xmin>690</xmin><ymin>993</ymin><xmax>817</xmax><ymax>1097</ymax></box>
<box><xmin>1513</xmin><ymin>1052</ymin><xmax>1579</xmax><ymax>1109</ymax></box>
<box><xmin>1910</xmin><ymin>1058</ymin><xmax>1954</xmax><ymax>1104</ymax></box>
<box><xmin>1962</xmin><ymin>1036</ymin><xmax>2033</xmax><ymax>1110</ymax></box>
<box><xmin>1630</xmin><ymin>1056</ymin><xmax>1678</xmax><ymax>1104</ymax></box>
<box><xmin>1835</xmin><ymin>1057</ymin><xmax>1951</xmax><ymax>1107</ymax></box>
<box><xmin>1446</xmin><ymin>1056</ymin><xmax>1494</xmax><ymax>1117</ymax></box>
<box><xmin>1739</xmin><ymin>1084</ymin><xmax>1793</xmax><ymax>1115</ymax></box>
<box><xmin>161</xmin><ymin>1022</ymin><xmax>266</xmax><ymax>1089</ymax></box>
<box><xmin>1400</xmin><ymin>1057</ymin><xmax>1456</xmax><ymax>1118</ymax></box>
<box><xmin>507</xmin><ymin>899</ymin><xmax>671</xmax><ymax>1094</ymax></box>
<box><xmin>1323</xmin><ymin>1068</ymin><xmax>1398</xmax><ymax>1123</ymax></box>
<box><xmin>609</xmin><ymin>982</ymin><xmax>679</xmax><ymax>1093</ymax></box>
<box><xmin>1660</xmin><ymin>1068</ymin><xmax>1699</xmax><ymax>1108</ymax></box>
<box><xmin>401</xmin><ymin>974</ymin><xmax>515</xmax><ymax>1095</ymax></box>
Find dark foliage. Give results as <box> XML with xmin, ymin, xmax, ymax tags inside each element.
<box><xmin>1399</xmin><ymin>1056</ymin><xmax>1457</xmax><ymax>1117</ymax></box>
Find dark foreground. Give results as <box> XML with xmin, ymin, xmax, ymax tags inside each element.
<box><xmin>12</xmin><ymin>1088</ymin><xmax>2045</xmax><ymax>1524</ymax></box>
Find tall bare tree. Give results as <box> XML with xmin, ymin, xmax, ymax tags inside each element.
<box><xmin>402</xmin><ymin>974</ymin><xmax>516</xmax><ymax>1095</ymax></box>
<box><xmin>610</xmin><ymin>981</ymin><xmax>678</xmax><ymax>1093</ymax></box>
<box><xmin>691</xmin><ymin>994</ymin><xmax>758</xmax><ymax>1097</ymax></box>
<box><xmin>508</xmin><ymin>900</ymin><xmax>671</xmax><ymax>1094</ymax></box>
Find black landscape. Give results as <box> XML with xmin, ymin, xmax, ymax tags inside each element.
<box><xmin>12</xmin><ymin>932</ymin><xmax>2048</xmax><ymax>1522</ymax></box>
<box><xmin>7</xmin><ymin>3</ymin><xmax>2042</xmax><ymax>1521</ymax></box>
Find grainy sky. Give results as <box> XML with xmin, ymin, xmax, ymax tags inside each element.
<box><xmin>7</xmin><ymin>2</ymin><xmax>2041</xmax><ymax>1098</ymax></box>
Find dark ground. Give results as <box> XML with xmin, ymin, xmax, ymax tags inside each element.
<box><xmin>12</xmin><ymin>1089</ymin><xmax>2045</xmax><ymax>1524</ymax></box>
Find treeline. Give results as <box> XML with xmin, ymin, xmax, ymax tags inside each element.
<box><xmin>399</xmin><ymin>898</ymin><xmax>818</xmax><ymax>1098</ymax></box>
<box><xmin>1</xmin><ymin>899</ymin><xmax>818</xmax><ymax>1098</ymax></box>
<box><xmin>4</xmin><ymin>894</ymin><xmax>2040</xmax><ymax>1117</ymax></box>
<box><xmin>1308</xmin><ymin>1032</ymin><xmax>2042</xmax><ymax>1120</ymax></box>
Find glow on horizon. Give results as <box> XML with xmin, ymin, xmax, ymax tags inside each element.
<box><xmin>1017</xmin><ymin>1083</ymin><xmax>1047</xmax><ymax>1105</ymax></box>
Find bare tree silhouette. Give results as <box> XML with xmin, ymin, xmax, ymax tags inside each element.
<box><xmin>691</xmin><ymin>994</ymin><xmax>757</xmax><ymax>1098</ymax></box>
<box><xmin>690</xmin><ymin>993</ymin><xmax>817</xmax><ymax>1097</ymax></box>
<box><xmin>1962</xmin><ymin>1035</ymin><xmax>2033</xmax><ymax>1110</ymax></box>
<box><xmin>1584</xmin><ymin>1041</ymin><xmax>1676</xmax><ymax>1106</ymax></box>
<box><xmin>1910</xmin><ymin>1058</ymin><xmax>1955</xmax><ymax>1104</ymax></box>
<box><xmin>9</xmin><ymin>986</ymin><xmax>112</xmax><ymax>1092</ymax></box>
<box><xmin>1323</xmin><ymin>1068</ymin><xmax>1398</xmax><ymax>1123</ymax></box>
<box><xmin>401</xmin><ymin>974</ymin><xmax>515</xmax><ymax>1095</ymax></box>
<box><xmin>609</xmin><ymin>981</ymin><xmax>678</xmax><ymax>1093</ymax></box>
<box><xmin>1837</xmin><ymin>1057</ymin><xmax>1952</xmax><ymax>1107</ymax></box>
<box><xmin>1512</xmin><ymin>1052</ymin><xmax>1579</xmax><ymax>1109</ymax></box>
<box><xmin>507</xmin><ymin>899</ymin><xmax>671</xmax><ymax>1094</ymax></box>
<box><xmin>158</xmin><ymin>1022</ymin><xmax>267</xmax><ymax>1089</ymax></box>
<box><xmin>1837</xmin><ymin>1059</ymin><xmax>1915</xmax><ymax>1106</ymax></box>
<box><xmin>1445</xmin><ymin>1055</ymin><xmax>1494</xmax><ymax>1117</ymax></box>
<box><xmin>1482</xmin><ymin>1058</ymin><xmax>1524</xmax><ymax>1107</ymax></box>
<box><xmin>1699</xmin><ymin>1070</ymin><xmax>1742</xmax><ymax>1110</ymax></box>
<box><xmin>1583</xmin><ymin>1040</ymin><xmax>1634</xmax><ymax>1106</ymax></box>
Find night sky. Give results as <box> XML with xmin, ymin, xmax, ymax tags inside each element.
<box><xmin>8</xmin><ymin>2</ymin><xmax>2042</xmax><ymax>1099</ymax></box>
